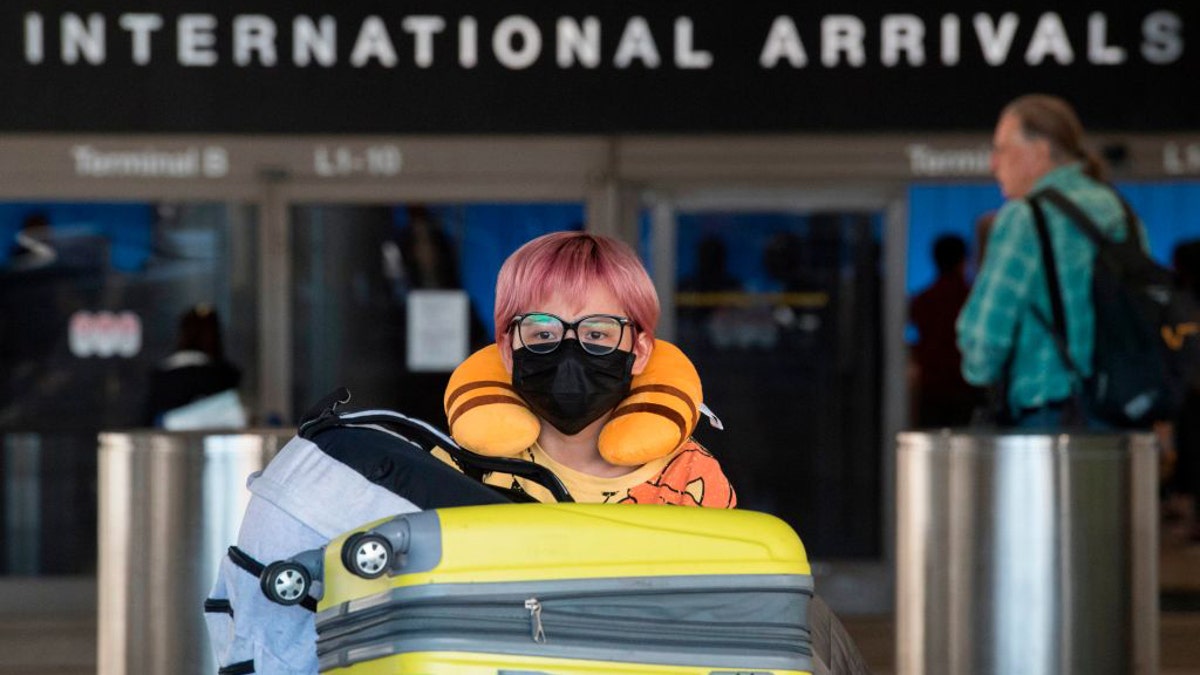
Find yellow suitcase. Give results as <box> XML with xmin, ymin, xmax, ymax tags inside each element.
<box><xmin>314</xmin><ymin>503</ymin><xmax>813</xmax><ymax>674</ymax></box>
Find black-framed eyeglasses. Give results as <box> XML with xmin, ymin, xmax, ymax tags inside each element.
<box><xmin>510</xmin><ymin>313</ymin><xmax>633</xmax><ymax>356</ymax></box>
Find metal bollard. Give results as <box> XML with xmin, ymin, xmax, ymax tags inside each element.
<box><xmin>895</xmin><ymin>431</ymin><xmax>1158</xmax><ymax>675</ymax></box>
<box><xmin>97</xmin><ymin>430</ymin><xmax>290</xmax><ymax>675</ymax></box>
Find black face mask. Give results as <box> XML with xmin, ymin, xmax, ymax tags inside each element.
<box><xmin>511</xmin><ymin>339</ymin><xmax>635</xmax><ymax>436</ymax></box>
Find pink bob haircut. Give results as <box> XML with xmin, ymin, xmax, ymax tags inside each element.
<box><xmin>493</xmin><ymin>231</ymin><xmax>660</xmax><ymax>347</ymax></box>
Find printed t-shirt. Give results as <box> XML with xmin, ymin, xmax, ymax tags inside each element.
<box><xmin>479</xmin><ymin>438</ymin><xmax>737</xmax><ymax>507</ymax></box>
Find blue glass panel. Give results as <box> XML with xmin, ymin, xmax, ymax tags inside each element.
<box><xmin>1119</xmin><ymin>181</ymin><xmax>1200</xmax><ymax>264</ymax></box>
<box><xmin>908</xmin><ymin>181</ymin><xmax>1200</xmax><ymax>299</ymax></box>
<box><xmin>0</xmin><ymin>202</ymin><xmax>153</xmax><ymax>271</ymax></box>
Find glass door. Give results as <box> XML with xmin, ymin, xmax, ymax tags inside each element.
<box><xmin>643</xmin><ymin>190</ymin><xmax>900</xmax><ymax>613</ymax></box>
<box><xmin>0</xmin><ymin>199</ymin><xmax>258</xmax><ymax>575</ymax></box>
<box><xmin>665</xmin><ymin>207</ymin><xmax>884</xmax><ymax>552</ymax></box>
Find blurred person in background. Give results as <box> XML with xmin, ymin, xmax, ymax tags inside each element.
<box><xmin>1169</xmin><ymin>240</ymin><xmax>1200</xmax><ymax>541</ymax></box>
<box><xmin>144</xmin><ymin>303</ymin><xmax>243</xmax><ymax>427</ymax></box>
<box><xmin>973</xmin><ymin>211</ymin><xmax>997</xmax><ymax>271</ymax></box>
<box><xmin>909</xmin><ymin>234</ymin><xmax>982</xmax><ymax>427</ymax></box>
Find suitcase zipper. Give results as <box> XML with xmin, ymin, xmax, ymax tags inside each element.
<box><xmin>318</xmin><ymin>586</ymin><xmax>813</xmax><ymax>666</ymax></box>
<box><xmin>524</xmin><ymin>597</ymin><xmax>546</xmax><ymax>643</ymax></box>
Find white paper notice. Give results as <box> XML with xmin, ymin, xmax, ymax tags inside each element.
<box><xmin>406</xmin><ymin>290</ymin><xmax>469</xmax><ymax>372</ymax></box>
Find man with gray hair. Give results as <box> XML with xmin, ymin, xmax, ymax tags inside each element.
<box><xmin>956</xmin><ymin>94</ymin><xmax>1148</xmax><ymax>429</ymax></box>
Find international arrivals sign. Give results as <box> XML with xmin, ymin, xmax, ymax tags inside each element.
<box><xmin>0</xmin><ymin>2</ymin><xmax>1194</xmax><ymax>133</ymax></box>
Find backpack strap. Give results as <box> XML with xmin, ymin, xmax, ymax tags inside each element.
<box><xmin>1027</xmin><ymin>196</ymin><xmax>1083</xmax><ymax>379</ymax></box>
<box><xmin>300</xmin><ymin>402</ymin><xmax>574</xmax><ymax>503</ymax></box>
<box><xmin>1027</xmin><ymin>183</ymin><xmax>1141</xmax><ymax>373</ymax></box>
<box><xmin>1035</xmin><ymin>186</ymin><xmax>1138</xmax><ymax>249</ymax></box>
<box><xmin>1027</xmin><ymin>197</ymin><xmax>1092</xmax><ymax>427</ymax></box>
<box><xmin>299</xmin><ymin>386</ymin><xmax>352</xmax><ymax>427</ymax></box>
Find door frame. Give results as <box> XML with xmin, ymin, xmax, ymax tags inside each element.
<box><xmin>639</xmin><ymin>185</ymin><xmax>907</xmax><ymax>614</ymax></box>
<box><xmin>0</xmin><ymin>134</ymin><xmax>617</xmax><ymax>422</ymax></box>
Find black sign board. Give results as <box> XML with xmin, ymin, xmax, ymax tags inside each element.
<box><xmin>1</xmin><ymin>1</ymin><xmax>1194</xmax><ymax>133</ymax></box>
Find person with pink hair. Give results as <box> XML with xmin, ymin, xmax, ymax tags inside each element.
<box><xmin>485</xmin><ymin>231</ymin><xmax>736</xmax><ymax>506</ymax></box>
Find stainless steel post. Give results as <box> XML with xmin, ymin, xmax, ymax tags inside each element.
<box><xmin>896</xmin><ymin>431</ymin><xmax>1158</xmax><ymax>675</ymax></box>
<box><xmin>97</xmin><ymin>430</ymin><xmax>290</xmax><ymax>675</ymax></box>
<box><xmin>3</xmin><ymin>433</ymin><xmax>41</xmax><ymax>573</ymax></box>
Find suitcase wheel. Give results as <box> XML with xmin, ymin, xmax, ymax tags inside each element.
<box><xmin>342</xmin><ymin>532</ymin><xmax>393</xmax><ymax>579</ymax></box>
<box><xmin>260</xmin><ymin>560</ymin><xmax>312</xmax><ymax>606</ymax></box>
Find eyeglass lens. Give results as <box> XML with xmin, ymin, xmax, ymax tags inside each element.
<box><xmin>517</xmin><ymin>314</ymin><xmax>625</xmax><ymax>355</ymax></box>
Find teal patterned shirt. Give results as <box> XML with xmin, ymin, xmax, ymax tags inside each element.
<box><xmin>956</xmin><ymin>163</ymin><xmax>1148</xmax><ymax>412</ymax></box>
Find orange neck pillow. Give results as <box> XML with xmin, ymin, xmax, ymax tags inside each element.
<box><xmin>443</xmin><ymin>340</ymin><xmax>703</xmax><ymax>466</ymax></box>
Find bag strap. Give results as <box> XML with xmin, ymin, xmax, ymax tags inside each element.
<box><xmin>1028</xmin><ymin>197</ymin><xmax>1083</xmax><ymax>381</ymax></box>
<box><xmin>1028</xmin><ymin>182</ymin><xmax>1141</xmax><ymax>373</ymax></box>
<box><xmin>1027</xmin><ymin>194</ymin><xmax>1093</xmax><ymax>427</ymax></box>
<box><xmin>1034</xmin><ymin>186</ymin><xmax>1138</xmax><ymax>249</ymax></box>
<box><xmin>299</xmin><ymin>386</ymin><xmax>352</xmax><ymax>427</ymax></box>
<box><xmin>300</xmin><ymin>401</ymin><xmax>574</xmax><ymax>503</ymax></box>
<box><xmin>1029</xmin><ymin>199</ymin><xmax>1071</xmax><ymax>351</ymax></box>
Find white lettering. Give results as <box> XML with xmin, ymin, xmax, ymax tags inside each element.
<box><xmin>759</xmin><ymin>16</ymin><xmax>807</xmax><ymax>68</ymax></box>
<box><xmin>234</xmin><ymin>15</ymin><xmax>277</xmax><ymax>67</ymax></box>
<box><xmin>614</xmin><ymin>17</ymin><xmax>660</xmax><ymax>68</ymax></box>
<box><xmin>907</xmin><ymin>144</ymin><xmax>993</xmax><ymax>176</ymax></box>
<box><xmin>459</xmin><ymin>16</ymin><xmax>478</xmax><ymax>68</ymax></box>
<box><xmin>24</xmin><ymin>13</ymin><xmax>43</xmax><ymax>64</ymax></box>
<box><xmin>403</xmin><ymin>16</ymin><xmax>446</xmax><ymax>68</ymax></box>
<box><xmin>881</xmin><ymin>14</ymin><xmax>925</xmax><ymax>67</ymax></box>
<box><xmin>557</xmin><ymin>17</ymin><xmax>600</xmax><ymax>68</ymax></box>
<box><xmin>293</xmin><ymin>16</ymin><xmax>336</xmax><ymax>67</ymax></box>
<box><xmin>1142</xmin><ymin>11</ymin><xmax>1184</xmax><ymax>65</ymax></box>
<box><xmin>940</xmin><ymin>15</ymin><xmax>960</xmax><ymax>65</ymax></box>
<box><xmin>674</xmin><ymin>17</ymin><xmax>712</xmax><ymax>69</ymax></box>
<box><xmin>178</xmin><ymin>14</ymin><xmax>218</xmax><ymax>66</ymax></box>
<box><xmin>1162</xmin><ymin>142</ymin><xmax>1200</xmax><ymax>176</ymax></box>
<box><xmin>1024</xmin><ymin>13</ymin><xmax>1073</xmax><ymax>65</ymax></box>
<box><xmin>366</xmin><ymin>145</ymin><xmax>403</xmax><ymax>175</ymax></box>
<box><xmin>202</xmin><ymin>147</ymin><xmax>229</xmax><ymax>177</ymax></box>
<box><xmin>313</xmin><ymin>145</ymin><xmax>402</xmax><ymax>177</ymax></box>
<box><xmin>973</xmin><ymin>13</ymin><xmax>1019</xmax><ymax>66</ymax></box>
<box><xmin>119</xmin><ymin>14</ymin><xmax>163</xmax><ymax>66</ymax></box>
<box><xmin>70</xmin><ymin>145</ymin><xmax>228</xmax><ymax>178</ymax></box>
<box><xmin>1164</xmin><ymin>143</ymin><xmax>1184</xmax><ymax>175</ymax></box>
<box><xmin>493</xmin><ymin>16</ymin><xmax>541</xmax><ymax>70</ymax></box>
<box><xmin>1164</xmin><ymin>143</ymin><xmax>1182</xmax><ymax>175</ymax></box>
<box><xmin>62</xmin><ymin>13</ymin><xmax>105</xmax><ymax>65</ymax></box>
<box><xmin>314</xmin><ymin>146</ymin><xmax>347</xmax><ymax>177</ymax></box>
<box><xmin>1087</xmin><ymin>13</ymin><xmax>1126</xmax><ymax>65</ymax></box>
<box><xmin>350</xmin><ymin>16</ymin><xmax>398</xmax><ymax>67</ymax></box>
<box><xmin>821</xmin><ymin>15</ymin><xmax>866</xmax><ymax>67</ymax></box>
<box><xmin>17</xmin><ymin>10</ymin><xmax>1189</xmax><ymax>73</ymax></box>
